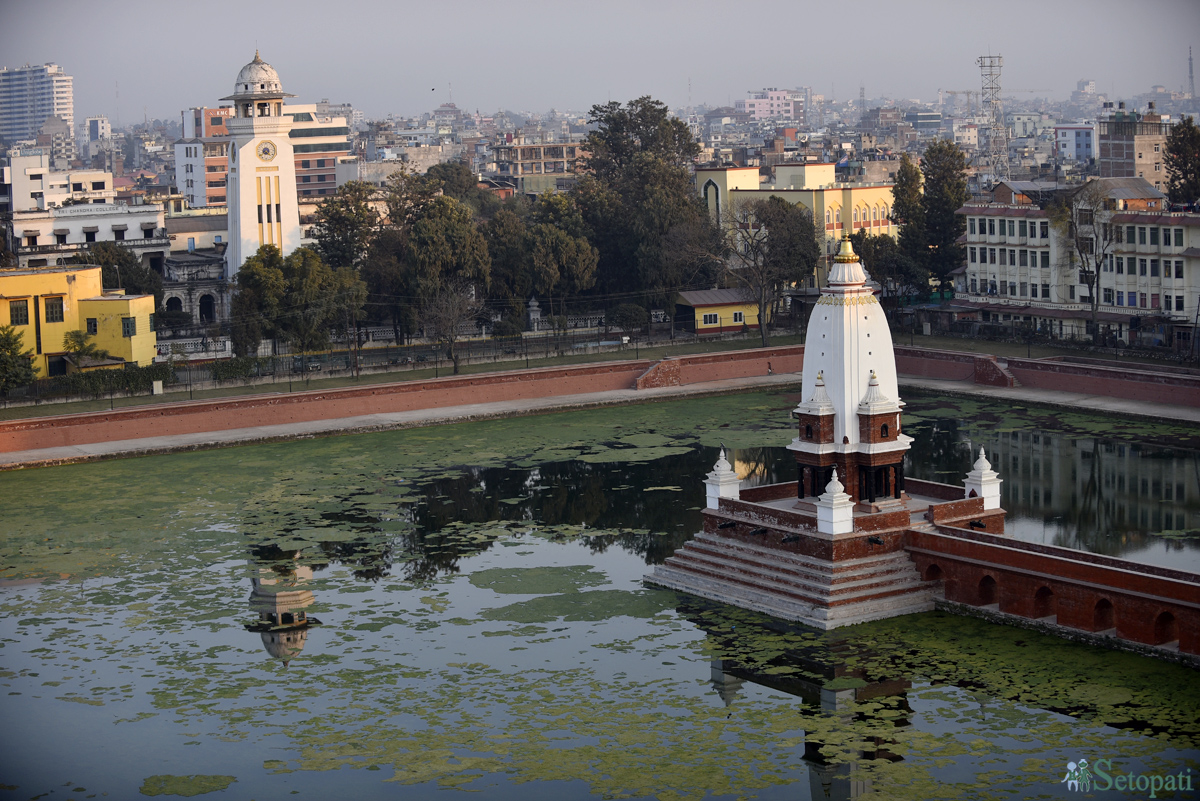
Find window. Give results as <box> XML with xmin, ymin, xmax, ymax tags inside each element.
<box><xmin>989</xmin><ymin>248</ymin><xmax>996</xmax><ymax>264</ymax></box>
<box><xmin>84</xmin><ymin>231</ymin><xmax>96</xmax><ymax>243</ymax></box>
<box><xmin>988</xmin><ymin>219</ymin><xmax>995</xmax><ymax>236</ymax></box>
<box><xmin>1138</xmin><ymin>227</ymin><xmax>1147</xmax><ymax>245</ymax></box>
<box><xmin>9</xmin><ymin>299</ymin><xmax>28</xmax><ymax>325</ymax></box>
<box><xmin>316</xmin><ymin>159</ymin><xmax>326</xmax><ymax>167</ymax></box>
<box><xmin>86</xmin><ymin>317</ymin><xmax>97</xmax><ymax>335</ymax></box>
<box><xmin>969</xmin><ymin>247</ymin><xmax>977</xmax><ymax>263</ymax></box>
<box><xmin>732</xmin><ymin>311</ymin><xmax>745</xmax><ymax>323</ymax></box>
<box><xmin>1175</xmin><ymin>229</ymin><xmax>1184</xmax><ymax>247</ymax></box>
<box><xmin>1103</xmin><ymin>288</ymin><xmax>1114</xmax><ymax>304</ymax></box>
<box><xmin>1116</xmin><ymin>257</ymin><xmax>1124</xmax><ymax>274</ymax></box>
<box><xmin>301</xmin><ymin>160</ymin><xmax>311</xmax><ymax>168</ymax></box>
<box><xmin>1041</xmin><ymin>251</ymin><xmax>1050</xmax><ymax>268</ymax></box>
<box><xmin>91</xmin><ymin>181</ymin><xmax>105</xmax><ymax>190</ymax></box>
<box><xmin>1040</xmin><ymin>221</ymin><xmax>1049</xmax><ymax>238</ymax></box>
<box><xmin>114</xmin><ymin>228</ymin><xmax>124</xmax><ymax>241</ymax></box>
<box><xmin>1164</xmin><ymin>294</ymin><xmax>1173</xmax><ymax>310</ymax></box>
<box><xmin>25</xmin><ymin>235</ymin><xmax>38</xmax><ymax>247</ymax></box>
<box><xmin>1178</xmin><ymin>296</ymin><xmax>1186</xmax><ymax>311</ymax></box>
<box><xmin>1140</xmin><ymin>292</ymin><xmax>1147</xmax><ymax>308</ymax></box>
<box><xmin>302</xmin><ymin>175</ymin><xmax>311</xmax><ymax>183</ymax></box>
<box><xmin>1116</xmin><ymin>291</ymin><xmax>1124</xmax><ymax>306</ymax></box>
<box><xmin>56</xmin><ymin>233</ymin><xmax>67</xmax><ymax>245</ymax></box>
<box><xmin>149</xmin><ymin>314</ymin><xmax>156</xmax><ymax>331</ymax></box>
<box><xmin>122</xmin><ymin>317</ymin><xmax>136</xmax><ymax>337</ymax></box>
<box><xmin>999</xmin><ymin>282</ymin><xmax>1008</xmax><ymax>296</ymax></box>
<box><xmin>1020</xmin><ymin>282</ymin><xmax>1027</xmax><ymax>297</ymax></box>
<box><xmin>1139</xmin><ymin>258</ymin><xmax>1147</xmax><ymax>276</ymax></box>
<box><xmin>1042</xmin><ymin>283</ymin><xmax>1050</xmax><ymax>298</ymax></box>
<box><xmin>72</xmin><ymin>182</ymin><xmax>83</xmax><ymax>191</ymax></box>
<box><xmin>1069</xmin><ymin>286</ymin><xmax>1075</xmax><ymax>300</ymax></box>
<box><xmin>702</xmin><ymin>313</ymin><xmax>718</xmax><ymax>325</ymax></box>
<box><xmin>1176</xmin><ymin>261</ymin><xmax>1184</xmax><ymax>279</ymax></box>
<box><xmin>969</xmin><ymin>218</ymin><xmax>976</xmax><ymax>235</ymax></box>
<box><xmin>1150</xmin><ymin>228</ymin><xmax>1159</xmax><ymax>246</ymax></box>
<box><xmin>45</xmin><ymin>297</ymin><xmax>64</xmax><ymax>323</ymax></box>
<box><xmin>970</xmin><ymin>278</ymin><xmax>978</xmax><ymax>293</ymax></box>
<box><xmin>1007</xmin><ymin>220</ymin><xmax>1015</xmax><ymax>237</ymax></box>
<box><xmin>1019</xmin><ymin>250</ymin><xmax>1028</xmax><ymax>267</ymax></box>
<box><xmin>1019</xmin><ymin>220</ymin><xmax>1027</xmax><ymax>238</ymax></box>
<box><xmin>1151</xmin><ymin>294</ymin><xmax>1159</xmax><ymax>309</ymax></box>
<box><xmin>1150</xmin><ymin>259</ymin><xmax>1159</xmax><ymax>277</ymax></box>
<box><xmin>214</xmin><ymin>235</ymin><xmax>222</xmax><ymax>244</ymax></box>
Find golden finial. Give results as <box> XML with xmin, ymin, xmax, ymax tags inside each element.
<box><xmin>833</xmin><ymin>234</ymin><xmax>858</xmax><ymax>264</ymax></box>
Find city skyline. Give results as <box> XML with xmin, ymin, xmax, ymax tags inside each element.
<box><xmin>3</xmin><ymin>0</ymin><xmax>1198</xmax><ymax>126</ymax></box>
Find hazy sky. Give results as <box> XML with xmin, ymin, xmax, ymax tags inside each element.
<box><xmin>4</xmin><ymin>0</ymin><xmax>1198</xmax><ymax>125</ymax></box>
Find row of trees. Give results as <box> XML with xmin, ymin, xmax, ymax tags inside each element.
<box><xmin>238</xmin><ymin>96</ymin><xmax>825</xmax><ymax>364</ymax></box>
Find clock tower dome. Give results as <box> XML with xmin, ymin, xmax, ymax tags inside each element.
<box><xmin>221</xmin><ymin>52</ymin><xmax>302</xmax><ymax>278</ymax></box>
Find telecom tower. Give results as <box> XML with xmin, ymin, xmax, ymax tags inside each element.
<box><xmin>977</xmin><ymin>55</ymin><xmax>1010</xmax><ymax>184</ymax></box>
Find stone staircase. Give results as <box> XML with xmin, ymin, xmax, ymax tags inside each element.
<box><xmin>646</xmin><ymin>531</ymin><xmax>937</xmax><ymax>630</ymax></box>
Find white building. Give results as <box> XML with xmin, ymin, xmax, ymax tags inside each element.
<box><xmin>0</xmin><ymin>63</ymin><xmax>74</xmax><ymax>145</ymax></box>
<box><xmin>6</xmin><ymin>200</ymin><xmax>168</xmax><ymax>271</ymax></box>
<box><xmin>1054</xmin><ymin>124</ymin><xmax>1096</xmax><ymax>162</ymax></box>
<box><xmin>175</xmin><ymin>138</ymin><xmax>230</xmax><ymax>208</ymax></box>
<box><xmin>735</xmin><ymin>88</ymin><xmax>807</xmax><ymax>122</ymax></box>
<box><xmin>1</xmin><ymin>148</ymin><xmax>115</xmax><ymax>213</ymax></box>
<box><xmin>221</xmin><ymin>52</ymin><xmax>301</xmax><ymax>277</ymax></box>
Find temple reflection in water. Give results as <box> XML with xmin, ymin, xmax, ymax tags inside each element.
<box><xmin>244</xmin><ymin>551</ymin><xmax>322</xmax><ymax>666</ymax></box>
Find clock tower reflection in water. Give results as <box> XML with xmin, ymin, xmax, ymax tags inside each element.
<box><xmin>244</xmin><ymin>551</ymin><xmax>323</xmax><ymax>667</ymax></box>
<box><xmin>221</xmin><ymin>51</ymin><xmax>302</xmax><ymax>279</ymax></box>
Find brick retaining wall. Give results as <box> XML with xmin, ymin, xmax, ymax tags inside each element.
<box><xmin>1004</xmin><ymin>358</ymin><xmax>1200</xmax><ymax>407</ymax></box>
<box><xmin>0</xmin><ymin>361</ymin><xmax>650</xmax><ymax>454</ymax></box>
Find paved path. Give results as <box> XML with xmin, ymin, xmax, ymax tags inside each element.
<box><xmin>1</xmin><ymin>372</ymin><xmax>1195</xmax><ymax>470</ymax></box>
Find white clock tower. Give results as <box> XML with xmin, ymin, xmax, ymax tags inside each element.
<box><xmin>221</xmin><ymin>52</ymin><xmax>302</xmax><ymax>279</ymax></box>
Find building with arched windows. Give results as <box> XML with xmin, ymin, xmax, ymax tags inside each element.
<box><xmin>696</xmin><ymin>163</ymin><xmax>898</xmax><ymax>290</ymax></box>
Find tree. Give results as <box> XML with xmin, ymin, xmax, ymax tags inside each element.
<box><xmin>850</xmin><ymin>229</ymin><xmax>928</xmax><ymax>309</ymax></box>
<box><xmin>1165</xmin><ymin>115</ymin><xmax>1200</xmax><ymax>205</ymax></box>
<box><xmin>382</xmin><ymin>168</ymin><xmax>442</xmax><ymax>231</ymax></box>
<box><xmin>581</xmin><ymin>97</ymin><xmax>700</xmax><ymax>182</ymax></box>
<box><xmin>62</xmin><ymin>329</ymin><xmax>111</xmax><ymax>364</ymax></box>
<box><xmin>721</xmin><ymin>196</ymin><xmax>821</xmax><ymax>347</ymax></box>
<box><xmin>229</xmin><ymin>245</ymin><xmax>287</xmax><ymax>357</ymax></box>
<box><xmin>426</xmin><ymin>162</ymin><xmax>477</xmax><ymax>200</ymax></box>
<box><xmin>362</xmin><ymin>228</ymin><xmax>419</xmax><ymax>345</ymax></box>
<box><xmin>311</xmin><ymin>180</ymin><xmax>379</xmax><ymax>270</ymax></box>
<box><xmin>0</xmin><ymin>325</ymin><xmax>38</xmax><ymax>394</ymax></box>
<box><xmin>609</xmin><ymin>303</ymin><xmax>648</xmax><ymax>334</ymax></box>
<box><xmin>424</xmin><ymin>276</ymin><xmax>481</xmax><ymax>375</ymax></box>
<box><xmin>1050</xmin><ymin>181</ymin><xmax>1120</xmax><ymax>345</ymax></box>
<box><xmin>74</xmin><ymin>242</ymin><xmax>164</xmax><ymax>308</ymax></box>
<box><xmin>891</xmin><ymin>153</ymin><xmax>928</xmax><ymax>270</ymax></box>
<box><xmin>528</xmin><ymin>223</ymin><xmax>599</xmax><ymax>317</ymax></box>
<box><xmin>920</xmin><ymin>140</ymin><xmax>970</xmax><ymax>282</ymax></box>
<box><xmin>409</xmin><ymin>196</ymin><xmax>490</xmax><ymax>296</ymax></box>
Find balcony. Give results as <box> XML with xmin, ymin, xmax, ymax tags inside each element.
<box><xmin>16</xmin><ymin>233</ymin><xmax>170</xmax><ymax>255</ymax></box>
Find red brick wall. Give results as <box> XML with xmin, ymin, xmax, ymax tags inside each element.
<box><xmin>906</xmin><ymin>528</ymin><xmax>1200</xmax><ymax>654</ymax></box>
<box><xmin>1005</xmin><ymin>358</ymin><xmax>1200</xmax><ymax>407</ymax></box>
<box><xmin>0</xmin><ymin>361</ymin><xmax>649</xmax><ymax>454</ymax></box>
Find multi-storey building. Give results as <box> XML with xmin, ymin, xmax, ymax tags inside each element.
<box><xmin>1098</xmin><ymin>104</ymin><xmax>1171</xmax><ymax>190</ymax></box>
<box><xmin>0</xmin><ymin>63</ymin><xmax>73</xmax><ymax>145</ymax></box>
<box><xmin>175</xmin><ymin>139</ymin><xmax>230</xmax><ymax>208</ymax></box>
<box><xmin>954</xmin><ymin>178</ymin><xmax>1197</xmax><ymax>348</ymax></box>
<box><xmin>0</xmin><ymin>264</ymin><xmax>156</xmax><ymax>376</ymax></box>
<box><xmin>696</xmin><ymin>162</ymin><xmax>899</xmax><ymax>285</ymax></box>
<box><xmin>1053</xmin><ymin>124</ymin><xmax>1095</xmax><ymax>163</ymax></box>
<box><xmin>288</xmin><ymin>104</ymin><xmax>353</xmax><ymax>200</ymax></box>
<box><xmin>6</xmin><ymin>199</ymin><xmax>168</xmax><ymax>272</ymax></box>
<box><xmin>181</xmin><ymin>106</ymin><xmax>234</xmax><ymax>139</ymax></box>
<box><xmin>1</xmin><ymin>148</ymin><xmax>115</xmax><ymax>213</ymax></box>
<box><xmin>492</xmin><ymin>135</ymin><xmax>584</xmax><ymax>194</ymax></box>
<box><xmin>735</xmin><ymin>88</ymin><xmax>806</xmax><ymax>123</ymax></box>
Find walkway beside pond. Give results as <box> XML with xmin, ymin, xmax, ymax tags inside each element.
<box><xmin>1</xmin><ymin>370</ymin><xmax>1197</xmax><ymax>471</ymax></box>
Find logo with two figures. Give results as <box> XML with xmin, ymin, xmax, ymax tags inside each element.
<box><xmin>1062</xmin><ymin>758</ymin><xmax>1094</xmax><ymax>792</ymax></box>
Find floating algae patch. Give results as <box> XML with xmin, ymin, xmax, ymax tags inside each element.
<box><xmin>469</xmin><ymin>565</ymin><xmax>608</xmax><ymax>595</ymax></box>
<box><xmin>480</xmin><ymin>588</ymin><xmax>675</xmax><ymax>623</ymax></box>
<box><xmin>139</xmin><ymin>774</ymin><xmax>236</xmax><ymax>797</ymax></box>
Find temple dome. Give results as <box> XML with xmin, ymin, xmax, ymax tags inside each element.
<box><xmin>233</xmin><ymin>51</ymin><xmax>283</xmax><ymax>96</ymax></box>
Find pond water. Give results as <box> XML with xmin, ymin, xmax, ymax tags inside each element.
<box><xmin>1</xmin><ymin>389</ymin><xmax>1197</xmax><ymax>800</ymax></box>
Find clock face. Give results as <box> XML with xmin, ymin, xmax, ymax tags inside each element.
<box><xmin>256</xmin><ymin>140</ymin><xmax>277</xmax><ymax>161</ymax></box>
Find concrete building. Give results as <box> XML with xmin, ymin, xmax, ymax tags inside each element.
<box><xmin>954</xmin><ymin>178</ymin><xmax>1196</xmax><ymax>348</ymax></box>
<box><xmin>1</xmin><ymin>148</ymin><xmax>115</xmax><ymax>213</ymax></box>
<box><xmin>695</xmin><ymin>163</ymin><xmax>899</xmax><ymax>281</ymax></box>
<box><xmin>182</xmin><ymin>106</ymin><xmax>234</xmax><ymax>139</ymax></box>
<box><xmin>0</xmin><ymin>63</ymin><xmax>73</xmax><ymax>145</ymax></box>
<box><xmin>6</xmin><ymin>199</ymin><xmax>168</xmax><ymax>272</ymax></box>
<box><xmin>735</xmin><ymin>88</ymin><xmax>806</xmax><ymax>123</ymax></box>
<box><xmin>1054</xmin><ymin>124</ymin><xmax>1096</xmax><ymax>163</ymax></box>
<box><xmin>288</xmin><ymin>105</ymin><xmax>354</xmax><ymax>199</ymax></box>
<box><xmin>493</xmin><ymin>135</ymin><xmax>584</xmax><ymax>194</ymax></box>
<box><xmin>1098</xmin><ymin>104</ymin><xmax>1171</xmax><ymax>191</ymax></box>
<box><xmin>0</xmin><ymin>264</ymin><xmax>156</xmax><ymax>376</ymax></box>
<box><xmin>175</xmin><ymin>139</ymin><xmax>230</xmax><ymax>208</ymax></box>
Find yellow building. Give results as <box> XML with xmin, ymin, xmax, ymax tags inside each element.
<box><xmin>695</xmin><ymin>163</ymin><xmax>900</xmax><ymax>280</ymax></box>
<box><xmin>675</xmin><ymin>289</ymin><xmax>764</xmax><ymax>334</ymax></box>
<box><xmin>0</xmin><ymin>265</ymin><xmax>157</xmax><ymax>376</ymax></box>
